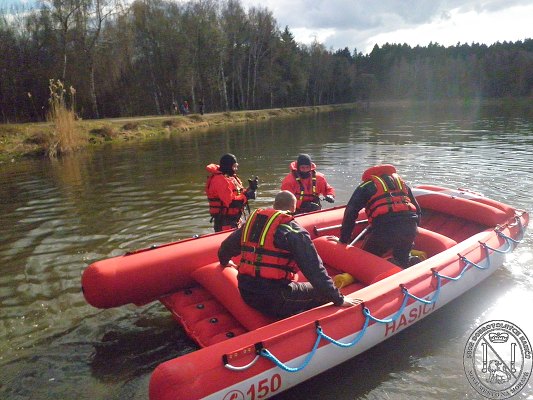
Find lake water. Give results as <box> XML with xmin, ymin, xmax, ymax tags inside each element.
<box><xmin>1</xmin><ymin>103</ymin><xmax>532</xmax><ymax>399</ymax></box>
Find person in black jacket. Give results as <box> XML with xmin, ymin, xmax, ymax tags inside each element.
<box><xmin>339</xmin><ymin>164</ymin><xmax>421</xmax><ymax>268</ymax></box>
<box><xmin>219</xmin><ymin>190</ymin><xmax>354</xmax><ymax>318</ymax></box>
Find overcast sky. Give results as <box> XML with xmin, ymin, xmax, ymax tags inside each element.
<box><xmin>2</xmin><ymin>0</ymin><xmax>532</xmax><ymax>54</ymax></box>
<box><xmin>240</xmin><ymin>0</ymin><xmax>533</xmax><ymax>54</ymax></box>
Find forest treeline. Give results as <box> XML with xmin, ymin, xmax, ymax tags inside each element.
<box><xmin>1</xmin><ymin>0</ymin><xmax>533</xmax><ymax>123</ymax></box>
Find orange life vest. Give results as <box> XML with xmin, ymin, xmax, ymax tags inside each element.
<box><xmin>294</xmin><ymin>170</ymin><xmax>318</xmax><ymax>203</ymax></box>
<box><xmin>205</xmin><ymin>164</ymin><xmax>246</xmax><ymax>217</ymax></box>
<box><xmin>362</xmin><ymin>165</ymin><xmax>417</xmax><ymax>222</ymax></box>
<box><xmin>238</xmin><ymin>208</ymin><xmax>298</xmax><ymax>280</ymax></box>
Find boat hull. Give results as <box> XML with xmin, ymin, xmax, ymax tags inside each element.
<box><xmin>80</xmin><ymin>186</ymin><xmax>528</xmax><ymax>399</ymax></box>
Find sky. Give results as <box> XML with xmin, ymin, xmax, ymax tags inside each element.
<box><xmin>2</xmin><ymin>0</ymin><xmax>532</xmax><ymax>55</ymax></box>
<box><xmin>240</xmin><ymin>0</ymin><xmax>533</xmax><ymax>54</ymax></box>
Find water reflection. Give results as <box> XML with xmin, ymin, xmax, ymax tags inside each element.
<box><xmin>0</xmin><ymin>103</ymin><xmax>532</xmax><ymax>399</ymax></box>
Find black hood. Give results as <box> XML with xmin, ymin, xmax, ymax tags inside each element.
<box><xmin>296</xmin><ymin>154</ymin><xmax>312</xmax><ymax>168</ymax></box>
<box><xmin>219</xmin><ymin>153</ymin><xmax>237</xmax><ymax>176</ymax></box>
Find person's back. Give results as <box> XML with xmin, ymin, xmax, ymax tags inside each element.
<box><xmin>219</xmin><ymin>191</ymin><xmax>353</xmax><ymax>318</ymax></box>
<box><xmin>339</xmin><ymin>164</ymin><xmax>420</xmax><ymax>268</ymax></box>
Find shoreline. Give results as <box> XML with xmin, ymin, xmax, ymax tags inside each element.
<box><xmin>0</xmin><ymin>103</ymin><xmax>360</xmax><ymax>163</ymax></box>
<box><xmin>1</xmin><ymin>97</ymin><xmax>531</xmax><ymax>163</ymax></box>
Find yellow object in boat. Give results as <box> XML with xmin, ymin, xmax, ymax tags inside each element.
<box><xmin>410</xmin><ymin>249</ymin><xmax>427</xmax><ymax>261</ymax></box>
<box><xmin>333</xmin><ymin>273</ymin><xmax>355</xmax><ymax>289</ymax></box>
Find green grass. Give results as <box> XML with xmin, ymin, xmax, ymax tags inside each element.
<box><xmin>0</xmin><ymin>103</ymin><xmax>358</xmax><ymax>163</ymax></box>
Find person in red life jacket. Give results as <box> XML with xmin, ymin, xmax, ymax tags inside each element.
<box><xmin>338</xmin><ymin>164</ymin><xmax>421</xmax><ymax>269</ymax></box>
<box><xmin>218</xmin><ymin>190</ymin><xmax>355</xmax><ymax>318</ymax></box>
<box><xmin>280</xmin><ymin>154</ymin><xmax>335</xmax><ymax>214</ymax></box>
<box><xmin>205</xmin><ymin>153</ymin><xmax>258</xmax><ymax>232</ymax></box>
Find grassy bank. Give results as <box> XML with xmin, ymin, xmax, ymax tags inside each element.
<box><xmin>2</xmin><ymin>98</ymin><xmax>531</xmax><ymax>164</ymax></box>
<box><xmin>0</xmin><ymin>104</ymin><xmax>357</xmax><ymax>163</ymax></box>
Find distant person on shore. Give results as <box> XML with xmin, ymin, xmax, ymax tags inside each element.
<box><xmin>179</xmin><ymin>100</ymin><xmax>189</xmax><ymax>115</ymax></box>
<box><xmin>205</xmin><ymin>153</ymin><xmax>258</xmax><ymax>232</ymax></box>
<box><xmin>338</xmin><ymin>164</ymin><xmax>421</xmax><ymax>268</ymax></box>
<box><xmin>281</xmin><ymin>154</ymin><xmax>335</xmax><ymax>214</ymax></box>
<box><xmin>218</xmin><ymin>190</ymin><xmax>355</xmax><ymax>317</ymax></box>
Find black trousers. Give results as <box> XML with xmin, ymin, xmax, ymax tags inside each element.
<box><xmin>213</xmin><ymin>214</ymin><xmax>241</xmax><ymax>232</ymax></box>
<box><xmin>238</xmin><ymin>274</ymin><xmax>330</xmax><ymax>318</ymax></box>
<box><xmin>362</xmin><ymin>214</ymin><xmax>418</xmax><ymax>268</ymax></box>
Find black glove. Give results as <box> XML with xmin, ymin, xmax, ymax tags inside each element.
<box><xmin>248</xmin><ymin>176</ymin><xmax>259</xmax><ymax>191</ymax></box>
<box><xmin>245</xmin><ymin>190</ymin><xmax>256</xmax><ymax>200</ymax></box>
<box><xmin>324</xmin><ymin>195</ymin><xmax>335</xmax><ymax>203</ymax></box>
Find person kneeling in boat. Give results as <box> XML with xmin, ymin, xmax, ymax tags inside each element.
<box><xmin>338</xmin><ymin>164</ymin><xmax>422</xmax><ymax>269</ymax></box>
<box><xmin>205</xmin><ymin>153</ymin><xmax>258</xmax><ymax>232</ymax></box>
<box><xmin>281</xmin><ymin>154</ymin><xmax>335</xmax><ymax>214</ymax></box>
<box><xmin>218</xmin><ymin>190</ymin><xmax>355</xmax><ymax>318</ymax></box>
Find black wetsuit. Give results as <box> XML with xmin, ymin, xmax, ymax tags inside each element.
<box><xmin>339</xmin><ymin>180</ymin><xmax>421</xmax><ymax>268</ymax></box>
<box><xmin>218</xmin><ymin>219</ymin><xmax>344</xmax><ymax>318</ymax></box>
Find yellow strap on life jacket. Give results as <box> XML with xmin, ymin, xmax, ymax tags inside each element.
<box><xmin>372</xmin><ymin>175</ymin><xmax>388</xmax><ymax>191</ymax></box>
<box><xmin>295</xmin><ymin>171</ymin><xmax>317</xmax><ymax>200</ymax></box>
<box><xmin>242</xmin><ymin>209</ymin><xmax>259</xmax><ymax>243</ymax></box>
<box><xmin>259</xmin><ymin>211</ymin><xmax>284</xmax><ymax>246</ymax></box>
<box><xmin>393</xmin><ymin>174</ymin><xmax>403</xmax><ymax>190</ymax></box>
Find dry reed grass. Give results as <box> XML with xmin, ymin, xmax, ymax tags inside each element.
<box><xmin>46</xmin><ymin>79</ymin><xmax>84</xmax><ymax>157</ymax></box>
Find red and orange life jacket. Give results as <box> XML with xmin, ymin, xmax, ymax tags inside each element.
<box><xmin>294</xmin><ymin>170</ymin><xmax>318</xmax><ymax>204</ymax></box>
<box><xmin>205</xmin><ymin>164</ymin><xmax>246</xmax><ymax>217</ymax></box>
<box><xmin>238</xmin><ymin>208</ymin><xmax>298</xmax><ymax>280</ymax></box>
<box><xmin>362</xmin><ymin>165</ymin><xmax>417</xmax><ymax>222</ymax></box>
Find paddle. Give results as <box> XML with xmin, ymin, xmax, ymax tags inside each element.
<box><xmin>313</xmin><ymin>219</ymin><xmax>368</xmax><ymax>235</ymax></box>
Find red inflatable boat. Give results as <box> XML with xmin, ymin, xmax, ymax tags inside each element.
<box><xmin>81</xmin><ymin>185</ymin><xmax>528</xmax><ymax>399</ymax></box>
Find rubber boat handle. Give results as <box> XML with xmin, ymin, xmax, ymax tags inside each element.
<box><xmin>314</xmin><ymin>219</ymin><xmax>368</xmax><ymax>234</ymax></box>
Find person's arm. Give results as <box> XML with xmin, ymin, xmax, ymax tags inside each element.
<box><xmin>211</xmin><ymin>175</ymin><xmax>234</xmax><ymax>209</ymax></box>
<box><xmin>321</xmin><ymin>174</ymin><xmax>335</xmax><ymax>197</ymax></box>
<box><xmin>277</xmin><ymin>222</ymin><xmax>344</xmax><ymax>305</ymax></box>
<box><xmin>280</xmin><ymin>173</ymin><xmax>295</xmax><ymax>192</ymax></box>
<box><xmin>218</xmin><ymin>227</ymin><xmax>243</xmax><ymax>266</ymax></box>
<box><xmin>316</xmin><ymin>173</ymin><xmax>335</xmax><ymax>202</ymax></box>
<box><xmin>339</xmin><ymin>183</ymin><xmax>371</xmax><ymax>243</ymax></box>
<box><xmin>407</xmin><ymin>185</ymin><xmax>422</xmax><ymax>222</ymax></box>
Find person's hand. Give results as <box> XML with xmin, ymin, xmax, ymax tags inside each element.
<box><xmin>324</xmin><ymin>195</ymin><xmax>335</xmax><ymax>203</ymax></box>
<box><xmin>221</xmin><ymin>260</ymin><xmax>238</xmax><ymax>268</ymax></box>
<box><xmin>245</xmin><ymin>190</ymin><xmax>256</xmax><ymax>200</ymax></box>
<box><xmin>340</xmin><ymin>297</ymin><xmax>358</xmax><ymax>307</ymax></box>
<box><xmin>248</xmin><ymin>176</ymin><xmax>259</xmax><ymax>191</ymax></box>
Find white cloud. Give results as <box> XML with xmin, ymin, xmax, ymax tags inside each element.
<box><xmin>241</xmin><ymin>0</ymin><xmax>533</xmax><ymax>54</ymax></box>
<box><xmin>365</xmin><ymin>4</ymin><xmax>533</xmax><ymax>53</ymax></box>
<box><xmin>4</xmin><ymin>0</ymin><xmax>532</xmax><ymax>55</ymax></box>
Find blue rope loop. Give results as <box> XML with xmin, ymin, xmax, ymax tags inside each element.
<box><xmin>260</xmin><ymin>330</ymin><xmax>322</xmax><ymax>372</ymax></box>
<box><xmin>481</xmin><ymin>236</ymin><xmax>513</xmax><ymax>254</ymax></box>
<box><xmin>459</xmin><ymin>254</ymin><xmax>490</xmax><ymax>270</ymax></box>
<box><xmin>432</xmin><ymin>264</ymin><xmax>469</xmax><ymax>281</ymax></box>
<box><xmin>255</xmin><ymin>216</ymin><xmax>523</xmax><ymax>374</ymax></box>
<box><xmin>317</xmin><ymin>314</ymin><xmax>370</xmax><ymax>348</ymax></box>
<box><xmin>497</xmin><ymin>230</ymin><xmax>522</xmax><ymax>244</ymax></box>
<box><xmin>481</xmin><ymin>215</ymin><xmax>525</xmax><ymax>254</ymax></box>
<box><xmin>401</xmin><ymin>279</ymin><xmax>442</xmax><ymax>305</ymax></box>
<box><xmin>363</xmin><ymin>293</ymin><xmax>410</xmax><ymax>324</ymax></box>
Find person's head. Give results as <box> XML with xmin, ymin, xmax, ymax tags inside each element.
<box><xmin>296</xmin><ymin>154</ymin><xmax>312</xmax><ymax>178</ymax></box>
<box><xmin>274</xmin><ymin>190</ymin><xmax>297</xmax><ymax>213</ymax></box>
<box><xmin>219</xmin><ymin>153</ymin><xmax>238</xmax><ymax>176</ymax></box>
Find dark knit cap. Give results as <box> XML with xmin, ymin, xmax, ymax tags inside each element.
<box><xmin>296</xmin><ymin>154</ymin><xmax>312</xmax><ymax>167</ymax></box>
<box><xmin>219</xmin><ymin>153</ymin><xmax>237</xmax><ymax>175</ymax></box>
